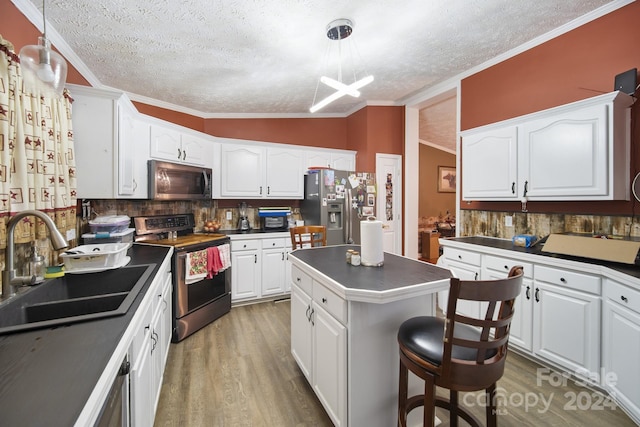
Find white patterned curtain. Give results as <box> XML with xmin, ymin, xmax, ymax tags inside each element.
<box><xmin>0</xmin><ymin>35</ymin><xmax>76</xmax><ymax>250</ymax></box>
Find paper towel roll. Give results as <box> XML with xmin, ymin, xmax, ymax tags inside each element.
<box><xmin>360</xmin><ymin>217</ymin><xmax>384</xmax><ymax>267</ymax></box>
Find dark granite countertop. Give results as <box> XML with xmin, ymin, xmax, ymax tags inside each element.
<box><xmin>441</xmin><ymin>236</ymin><xmax>640</xmax><ymax>280</ymax></box>
<box><xmin>0</xmin><ymin>244</ymin><xmax>172</xmax><ymax>426</ymax></box>
<box><xmin>289</xmin><ymin>245</ymin><xmax>452</xmax><ymax>302</ymax></box>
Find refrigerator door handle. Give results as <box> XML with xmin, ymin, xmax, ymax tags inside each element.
<box><xmin>346</xmin><ymin>188</ymin><xmax>354</xmax><ymax>244</ymax></box>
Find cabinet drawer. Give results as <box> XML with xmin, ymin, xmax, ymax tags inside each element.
<box><xmin>313</xmin><ymin>282</ymin><xmax>347</xmax><ymax>325</ymax></box>
<box><xmin>262</xmin><ymin>237</ymin><xmax>285</xmax><ymax>249</ymax></box>
<box><xmin>483</xmin><ymin>255</ymin><xmax>533</xmax><ymax>279</ymax></box>
<box><xmin>535</xmin><ymin>265</ymin><xmax>601</xmax><ymax>295</ymax></box>
<box><xmin>291</xmin><ymin>265</ymin><xmax>312</xmax><ymax>295</ymax></box>
<box><xmin>605</xmin><ymin>279</ymin><xmax>640</xmax><ymax>315</ymax></box>
<box><xmin>442</xmin><ymin>247</ymin><xmax>481</xmax><ymax>266</ymax></box>
<box><xmin>231</xmin><ymin>239</ymin><xmax>260</xmax><ymax>251</ymax></box>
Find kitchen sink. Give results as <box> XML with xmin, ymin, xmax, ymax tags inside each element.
<box><xmin>0</xmin><ymin>263</ymin><xmax>155</xmax><ymax>335</ymax></box>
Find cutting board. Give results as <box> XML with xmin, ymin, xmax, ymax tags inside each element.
<box><xmin>542</xmin><ymin>234</ymin><xmax>640</xmax><ymax>264</ymax></box>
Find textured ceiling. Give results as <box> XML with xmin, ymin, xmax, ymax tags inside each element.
<box><xmin>19</xmin><ymin>0</ymin><xmax>618</xmax><ymax>150</ymax></box>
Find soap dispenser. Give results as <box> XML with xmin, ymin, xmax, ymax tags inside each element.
<box><xmin>28</xmin><ymin>242</ymin><xmax>46</xmax><ymax>284</ymax></box>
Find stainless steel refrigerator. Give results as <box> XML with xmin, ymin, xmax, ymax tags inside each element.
<box><xmin>301</xmin><ymin>169</ymin><xmax>377</xmax><ymax>245</ymax></box>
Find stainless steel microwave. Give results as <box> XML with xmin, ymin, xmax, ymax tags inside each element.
<box><xmin>149</xmin><ymin>160</ymin><xmax>212</xmax><ymax>200</ymax></box>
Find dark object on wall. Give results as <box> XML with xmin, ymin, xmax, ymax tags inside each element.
<box><xmin>614</xmin><ymin>68</ymin><xmax>637</xmax><ymax>95</ymax></box>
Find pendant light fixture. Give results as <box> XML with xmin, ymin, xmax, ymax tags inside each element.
<box><xmin>310</xmin><ymin>19</ymin><xmax>374</xmax><ymax>113</ymax></box>
<box><xmin>19</xmin><ymin>0</ymin><xmax>67</xmax><ymax>97</ymax></box>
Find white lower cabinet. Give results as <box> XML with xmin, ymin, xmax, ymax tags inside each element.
<box><xmin>290</xmin><ymin>266</ymin><xmax>347</xmax><ymax>427</ymax></box>
<box><xmin>231</xmin><ymin>239</ymin><xmax>261</xmax><ymax>301</ymax></box>
<box><xmin>603</xmin><ymin>278</ymin><xmax>640</xmax><ymax>425</ymax></box>
<box><xmin>313</xmin><ymin>302</ymin><xmax>347</xmax><ymax>425</ymax></box>
<box><xmin>481</xmin><ymin>255</ymin><xmax>534</xmax><ymax>351</ymax></box>
<box><xmin>440</xmin><ymin>247</ymin><xmax>481</xmax><ymax>318</ymax></box>
<box><xmin>230</xmin><ymin>233</ymin><xmax>292</xmax><ymax>303</ymax></box>
<box><xmin>532</xmin><ymin>265</ymin><xmax>601</xmax><ymax>376</ymax></box>
<box><xmin>129</xmin><ymin>256</ymin><xmax>173</xmax><ymax>426</ymax></box>
<box><xmin>261</xmin><ymin>237</ymin><xmax>291</xmax><ymax>297</ymax></box>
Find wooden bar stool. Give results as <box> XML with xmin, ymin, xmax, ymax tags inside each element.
<box><xmin>289</xmin><ymin>225</ymin><xmax>327</xmax><ymax>249</ymax></box>
<box><xmin>397</xmin><ymin>266</ymin><xmax>524</xmax><ymax>427</ymax></box>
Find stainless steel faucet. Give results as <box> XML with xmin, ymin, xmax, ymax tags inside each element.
<box><xmin>2</xmin><ymin>210</ymin><xmax>68</xmax><ymax>297</ymax></box>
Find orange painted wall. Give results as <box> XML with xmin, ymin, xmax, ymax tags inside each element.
<box><xmin>346</xmin><ymin>106</ymin><xmax>405</xmax><ymax>171</ymax></box>
<box><xmin>133</xmin><ymin>102</ymin><xmax>205</xmax><ymax>133</ymax></box>
<box><xmin>460</xmin><ymin>2</ymin><xmax>640</xmax><ymax>215</ymax></box>
<box><xmin>202</xmin><ymin>117</ymin><xmax>348</xmax><ymax>150</ymax></box>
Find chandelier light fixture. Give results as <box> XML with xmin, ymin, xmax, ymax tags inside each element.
<box><xmin>310</xmin><ymin>19</ymin><xmax>374</xmax><ymax>113</ymax></box>
<box><xmin>19</xmin><ymin>0</ymin><xmax>68</xmax><ymax>97</ymax></box>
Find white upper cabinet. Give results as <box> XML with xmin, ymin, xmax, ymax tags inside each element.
<box><xmin>519</xmin><ymin>103</ymin><xmax>608</xmax><ymax>199</ymax></box>
<box><xmin>71</xmin><ymin>84</ymin><xmax>149</xmax><ymax>199</ymax></box>
<box><xmin>118</xmin><ymin>106</ymin><xmax>150</xmax><ymax>198</ymax></box>
<box><xmin>461</xmin><ymin>91</ymin><xmax>633</xmax><ymax>201</ymax></box>
<box><xmin>218</xmin><ymin>141</ymin><xmax>311</xmax><ymax>199</ymax></box>
<box><xmin>304</xmin><ymin>149</ymin><xmax>356</xmax><ymax>171</ymax></box>
<box><xmin>265</xmin><ymin>147</ymin><xmax>305</xmax><ymax>198</ymax></box>
<box><xmin>462</xmin><ymin>126</ymin><xmax>518</xmax><ymax>200</ymax></box>
<box><xmin>150</xmin><ymin>124</ymin><xmax>208</xmax><ymax>167</ymax></box>
<box><xmin>220</xmin><ymin>144</ymin><xmax>265</xmax><ymax>198</ymax></box>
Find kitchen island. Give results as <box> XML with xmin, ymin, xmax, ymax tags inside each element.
<box><xmin>288</xmin><ymin>245</ymin><xmax>452</xmax><ymax>427</ymax></box>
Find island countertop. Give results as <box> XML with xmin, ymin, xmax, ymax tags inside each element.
<box><xmin>288</xmin><ymin>244</ymin><xmax>452</xmax><ymax>303</ymax></box>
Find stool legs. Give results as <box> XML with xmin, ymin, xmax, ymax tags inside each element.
<box><xmin>486</xmin><ymin>383</ymin><xmax>498</xmax><ymax>427</ymax></box>
<box><xmin>398</xmin><ymin>360</ymin><xmax>408</xmax><ymax>427</ymax></box>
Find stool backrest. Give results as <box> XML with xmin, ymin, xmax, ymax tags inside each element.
<box><xmin>290</xmin><ymin>225</ymin><xmax>327</xmax><ymax>249</ymax></box>
<box><xmin>442</xmin><ymin>266</ymin><xmax>523</xmax><ymax>388</ymax></box>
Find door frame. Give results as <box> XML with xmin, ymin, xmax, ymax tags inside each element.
<box><xmin>376</xmin><ymin>153</ymin><xmax>402</xmax><ymax>255</ymax></box>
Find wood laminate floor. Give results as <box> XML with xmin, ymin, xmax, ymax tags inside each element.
<box><xmin>154</xmin><ymin>300</ymin><xmax>637</xmax><ymax>427</ymax></box>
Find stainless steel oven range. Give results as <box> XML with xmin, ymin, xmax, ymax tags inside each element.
<box><xmin>133</xmin><ymin>213</ymin><xmax>231</xmax><ymax>342</ymax></box>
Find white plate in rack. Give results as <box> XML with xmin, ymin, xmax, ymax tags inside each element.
<box><xmin>65</xmin><ymin>256</ymin><xmax>131</xmax><ymax>274</ymax></box>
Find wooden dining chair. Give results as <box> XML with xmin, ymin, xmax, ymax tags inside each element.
<box><xmin>397</xmin><ymin>266</ymin><xmax>524</xmax><ymax>427</ymax></box>
<box><xmin>290</xmin><ymin>225</ymin><xmax>327</xmax><ymax>249</ymax></box>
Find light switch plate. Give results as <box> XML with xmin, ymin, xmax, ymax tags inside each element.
<box><xmin>66</xmin><ymin>228</ymin><xmax>76</xmax><ymax>241</ymax></box>
<box><xmin>505</xmin><ymin>216</ymin><xmax>513</xmax><ymax>227</ymax></box>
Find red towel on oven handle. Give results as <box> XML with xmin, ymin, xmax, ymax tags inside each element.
<box><xmin>207</xmin><ymin>246</ymin><xmax>223</xmax><ymax>278</ymax></box>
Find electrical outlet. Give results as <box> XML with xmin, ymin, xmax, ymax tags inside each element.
<box><xmin>505</xmin><ymin>215</ymin><xmax>513</xmax><ymax>227</ymax></box>
<box><xmin>66</xmin><ymin>228</ymin><xmax>76</xmax><ymax>241</ymax></box>
<box><xmin>226</xmin><ymin>210</ymin><xmax>232</xmax><ymax>220</ymax></box>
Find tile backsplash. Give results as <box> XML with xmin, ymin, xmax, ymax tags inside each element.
<box><xmin>460</xmin><ymin>210</ymin><xmax>639</xmax><ymax>239</ymax></box>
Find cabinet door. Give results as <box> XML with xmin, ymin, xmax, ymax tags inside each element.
<box><xmin>72</xmin><ymin>92</ymin><xmax>117</xmax><ymax>199</ymax></box>
<box><xmin>130</xmin><ymin>327</ymin><xmax>153</xmax><ymax>427</ymax></box>
<box><xmin>519</xmin><ymin>104</ymin><xmax>608</xmax><ymax>199</ymax></box>
<box><xmin>485</xmin><ymin>270</ymin><xmax>534</xmax><ymax>351</ymax></box>
<box><xmin>150</xmin><ymin>124</ymin><xmax>182</xmax><ymax>163</ymax></box>
<box><xmin>603</xmin><ymin>281</ymin><xmax>640</xmax><ymax>419</ymax></box>
<box><xmin>231</xmin><ymin>250</ymin><xmax>261</xmax><ymax>300</ymax></box>
<box><xmin>443</xmin><ymin>258</ymin><xmax>481</xmax><ymax>319</ymax></box>
<box><xmin>533</xmin><ymin>282</ymin><xmax>600</xmax><ymax>374</ymax></box>
<box><xmin>220</xmin><ymin>145</ymin><xmax>264</xmax><ymax>197</ymax></box>
<box><xmin>265</xmin><ymin>148</ymin><xmax>304</xmax><ymax>198</ymax></box>
<box><xmin>290</xmin><ymin>284</ymin><xmax>313</xmax><ymax>381</ymax></box>
<box><xmin>119</xmin><ymin>111</ymin><xmax>150</xmax><ymax>198</ymax></box>
<box><xmin>181</xmin><ymin>133</ymin><xmax>206</xmax><ymax>166</ymax></box>
<box><xmin>262</xmin><ymin>249</ymin><xmax>286</xmax><ymax>296</ymax></box>
<box><xmin>305</xmin><ymin>150</ymin><xmax>332</xmax><ymax>169</ymax></box>
<box><xmin>313</xmin><ymin>303</ymin><xmax>347</xmax><ymax>427</ymax></box>
<box><xmin>330</xmin><ymin>153</ymin><xmax>355</xmax><ymax>171</ymax></box>
<box><xmin>461</xmin><ymin>126</ymin><xmax>518</xmax><ymax>200</ymax></box>
<box><xmin>158</xmin><ymin>273</ymin><xmax>173</xmax><ymax>368</ymax></box>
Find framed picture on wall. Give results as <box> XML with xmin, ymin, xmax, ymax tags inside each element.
<box><xmin>437</xmin><ymin>166</ymin><xmax>456</xmax><ymax>193</ymax></box>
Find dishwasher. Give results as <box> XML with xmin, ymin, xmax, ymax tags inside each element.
<box><xmin>94</xmin><ymin>356</ymin><xmax>130</xmax><ymax>427</ymax></box>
